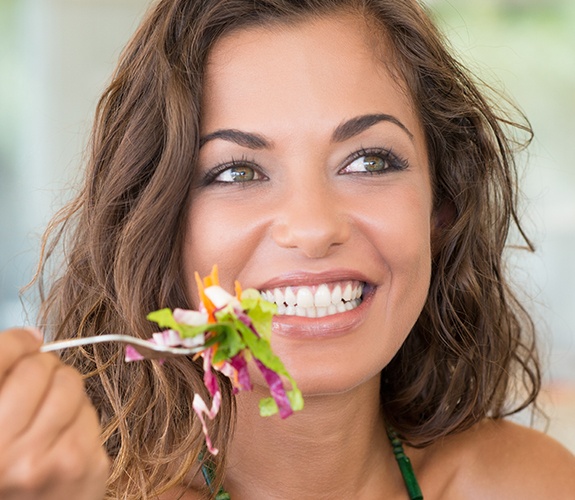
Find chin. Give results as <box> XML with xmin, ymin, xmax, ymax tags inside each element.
<box><xmin>276</xmin><ymin>344</ymin><xmax>393</xmax><ymax>398</ymax></box>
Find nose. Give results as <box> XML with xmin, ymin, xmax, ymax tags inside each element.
<box><xmin>271</xmin><ymin>183</ymin><xmax>350</xmax><ymax>259</ymax></box>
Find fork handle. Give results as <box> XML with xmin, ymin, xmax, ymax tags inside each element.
<box><xmin>40</xmin><ymin>334</ymin><xmax>134</xmax><ymax>352</ymax></box>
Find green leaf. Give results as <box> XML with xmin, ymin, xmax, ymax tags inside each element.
<box><xmin>147</xmin><ymin>308</ymin><xmax>225</xmax><ymax>338</ymax></box>
<box><xmin>259</xmin><ymin>397</ymin><xmax>279</xmax><ymax>417</ymax></box>
<box><xmin>234</xmin><ymin>320</ymin><xmax>285</xmax><ymax>373</ymax></box>
<box><xmin>148</xmin><ymin>302</ymin><xmax>303</xmax><ymax>417</ymax></box>
<box><xmin>241</xmin><ymin>289</ymin><xmax>276</xmax><ymax>341</ymax></box>
<box><xmin>239</xmin><ymin>288</ymin><xmax>260</xmax><ymax>304</ymax></box>
<box><xmin>287</xmin><ymin>389</ymin><xmax>304</xmax><ymax>411</ymax></box>
<box><xmin>234</xmin><ymin>319</ymin><xmax>303</xmax><ymax>412</ymax></box>
<box><xmin>259</xmin><ymin>390</ymin><xmax>303</xmax><ymax>416</ymax></box>
<box><xmin>147</xmin><ymin>308</ymin><xmax>179</xmax><ymax>330</ymax></box>
<box><xmin>211</xmin><ymin>324</ymin><xmax>245</xmax><ymax>363</ymax></box>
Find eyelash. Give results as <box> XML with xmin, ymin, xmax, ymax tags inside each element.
<box><xmin>339</xmin><ymin>147</ymin><xmax>410</xmax><ymax>175</ymax></box>
<box><xmin>200</xmin><ymin>147</ymin><xmax>409</xmax><ymax>186</ymax></box>
<box><xmin>199</xmin><ymin>155</ymin><xmax>264</xmax><ymax>186</ymax></box>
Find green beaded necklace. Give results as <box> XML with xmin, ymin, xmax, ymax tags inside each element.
<box><xmin>386</xmin><ymin>427</ymin><xmax>424</xmax><ymax>500</ymax></box>
<box><xmin>200</xmin><ymin>457</ymin><xmax>230</xmax><ymax>500</ymax></box>
<box><xmin>201</xmin><ymin>428</ymin><xmax>423</xmax><ymax>499</ymax></box>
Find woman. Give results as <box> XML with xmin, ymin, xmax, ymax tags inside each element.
<box><xmin>1</xmin><ymin>0</ymin><xmax>574</xmax><ymax>498</ymax></box>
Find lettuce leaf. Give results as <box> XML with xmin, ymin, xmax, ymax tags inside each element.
<box><xmin>143</xmin><ymin>280</ymin><xmax>303</xmax><ymax>453</ymax></box>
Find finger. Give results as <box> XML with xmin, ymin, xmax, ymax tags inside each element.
<box><xmin>3</xmin><ymin>396</ymin><xmax>109</xmax><ymax>500</ymax></box>
<box><xmin>0</xmin><ymin>352</ymin><xmax>60</xmax><ymax>440</ymax></box>
<box><xmin>33</xmin><ymin>403</ymin><xmax>109</xmax><ymax>499</ymax></box>
<box><xmin>22</xmin><ymin>365</ymin><xmax>87</xmax><ymax>452</ymax></box>
<box><xmin>0</xmin><ymin>328</ymin><xmax>44</xmax><ymax>382</ymax></box>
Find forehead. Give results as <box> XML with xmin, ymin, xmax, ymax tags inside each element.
<box><xmin>201</xmin><ymin>13</ymin><xmax>421</xmax><ymax>142</ymax></box>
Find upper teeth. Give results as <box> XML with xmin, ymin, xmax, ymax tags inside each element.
<box><xmin>260</xmin><ymin>281</ymin><xmax>364</xmax><ymax>317</ymax></box>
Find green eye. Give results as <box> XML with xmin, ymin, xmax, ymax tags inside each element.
<box><xmin>216</xmin><ymin>165</ymin><xmax>256</xmax><ymax>182</ymax></box>
<box><xmin>363</xmin><ymin>156</ymin><xmax>387</xmax><ymax>172</ymax></box>
<box><xmin>344</xmin><ymin>154</ymin><xmax>390</xmax><ymax>174</ymax></box>
<box><xmin>339</xmin><ymin>148</ymin><xmax>410</xmax><ymax>176</ymax></box>
<box><xmin>229</xmin><ymin>166</ymin><xmax>255</xmax><ymax>181</ymax></box>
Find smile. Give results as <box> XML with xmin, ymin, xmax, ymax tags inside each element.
<box><xmin>260</xmin><ymin>281</ymin><xmax>364</xmax><ymax>318</ymax></box>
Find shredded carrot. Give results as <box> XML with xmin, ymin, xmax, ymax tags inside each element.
<box><xmin>195</xmin><ymin>270</ymin><xmax>216</xmax><ymax>323</ymax></box>
<box><xmin>204</xmin><ymin>265</ymin><xmax>220</xmax><ymax>288</ymax></box>
<box><xmin>194</xmin><ymin>271</ymin><xmax>204</xmax><ymax>294</ymax></box>
<box><xmin>234</xmin><ymin>280</ymin><xmax>243</xmax><ymax>300</ymax></box>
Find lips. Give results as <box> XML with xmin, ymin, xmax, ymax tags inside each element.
<box><xmin>260</xmin><ymin>281</ymin><xmax>364</xmax><ymax>318</ymax></box>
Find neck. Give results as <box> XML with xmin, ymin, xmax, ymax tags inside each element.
<box><xmin>224</xmin><ymin>375</ymin><xmax>403</xmax><ymax>499</ymax></box>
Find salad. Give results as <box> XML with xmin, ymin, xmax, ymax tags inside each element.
<box><xmin>125</xmin><ymin>265</ymin><xmax>303</xmax><ymax>454</ymax></box>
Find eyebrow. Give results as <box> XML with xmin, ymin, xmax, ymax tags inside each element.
<box><xmin>199</xmin><ymin>129</ymin><xmax>270</xmax><ymax>149</ymax></box>
<box><xmin>332</xmin><ymin>113</ymin><xmax>414</xmax><ymax>143</ymax></box>
<box><xmin>199</xmin><ymin>113</ymin><xmax>414</xmax><ymax>149</ymax></box>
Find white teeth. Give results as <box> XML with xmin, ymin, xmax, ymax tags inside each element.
<box><xmin>331</xmin><ymin>285</ymin><xmax>342</xmax><ymax>304</ymax></box>
<box><xmin>274</xmin><ymin>288</ymin><xmax>284</xmax><ymax>306</ymax></box>
<box><xmin>261</xmin><ymin>281</ymin><xmax>365</xmax><ymax>318</ymax></box>
<box><xmin>314</xmin><ymin>284</ymin><xmax>331</xmax><ymax>307</ymax></box>
<box><xmin>285</xmin><ymin>287</ymin><xmax>296</xmax><ymax>306</ymax></box>
<box><xmin>306</xmin><ymin>307</ymin><xmax>317</xmax><ymax>318</ymax></box>
<box><xmin>296</xmin><ymin>288</ymin><xmax>314</xmax><ymax>308</ymax></box>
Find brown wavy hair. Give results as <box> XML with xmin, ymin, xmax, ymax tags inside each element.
<box><xmin>34</xmin><ymin>0</ymin><xmax>540</xmax><ymax>497</ymax></box>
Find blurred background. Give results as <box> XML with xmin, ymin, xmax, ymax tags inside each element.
<box><xmin>0</xmin><ymin>0</ymin><xmax>573</xmax><ymax>450</ymax></box>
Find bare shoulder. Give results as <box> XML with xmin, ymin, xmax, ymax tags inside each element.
<box><xmin>419</xmin><ymin>419</ymin><xmax>575</xmax><ymax>499</ymax></box>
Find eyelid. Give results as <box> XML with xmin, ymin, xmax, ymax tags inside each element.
<box><xmin>338</xmin><ymin>147</ymin><xmax>410</xmax><ymax>174</ymax></box>
<box><xmin>200</xmin><ymin>156</ymin><xmax>267</xmax><ymax>186</ymax></box>
<box><xmin>198</xmin><ymin>146</ymin><xmax>408</xmax><ymax>186</ymax></box>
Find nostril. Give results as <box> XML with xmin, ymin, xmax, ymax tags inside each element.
<box><xmin>270</xmin><ymin>219</ymin><xmax>350</xmax><ymax>259</ymax></box>
<box><xmin>269</xmin><ymin>190</ymin><xmax>350</xmax><ymax>258</ymax></box>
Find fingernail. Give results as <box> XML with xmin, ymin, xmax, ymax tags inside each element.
<box><xmin>23</xmin><ymin>326</ymin><xmax>44</xmax><ymax>340</ymax></box>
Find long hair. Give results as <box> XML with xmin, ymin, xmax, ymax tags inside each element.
<box><xmin>34</xmin><ymin>0</ymin><xmax>540</xmax><ymax>497</ymax></box>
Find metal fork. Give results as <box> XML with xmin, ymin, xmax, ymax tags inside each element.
<box><xmin>40</xmin><ymin>334</ymin><xmax>204</xmax><ymax>360</ymax></box>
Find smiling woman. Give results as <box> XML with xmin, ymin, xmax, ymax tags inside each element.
<box><xmin>1</xmin><ymin>0</ymin><xmax>574</xmax><ymax>499</ymax></box>
<box><xmin>186</xmin><ymin>16</ymin><xmax>434</xmax><ymax>407</ymax></box>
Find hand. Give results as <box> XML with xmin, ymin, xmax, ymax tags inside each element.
<box><xmin>0</xmin><ymin>328</ymin><xmax>110</xmax><ymax>500</ymax></box>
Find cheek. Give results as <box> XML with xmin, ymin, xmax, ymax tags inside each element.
<box><xmin>182</xmin><ymin>199</ymin><xmax>227</xmax><ymax>304</ymax></box>
<box><xmin>358</xmin><ymin>184</ymin><xmax>432</xmax><ymax>268</ymax></box>
<box><xmin>182</xmin><ymin>196</ymin><xmax>265</xmax><ymax>302</ymax></box>
<box><xmin>360</xmin><ymin>187</ymin><xmax>433</xmax><ymax>327</ymax></box>
<box><xmin>386</xmin><ymin>241</ymin><xmax>431</xmax><ymax>340</ymax></box>
<box><xmin>388</xmin><ymin>231</ymin><xmax>432</xmax><ymax>343</ymax></box>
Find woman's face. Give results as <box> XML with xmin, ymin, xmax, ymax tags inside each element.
<box><xmin>183</xmin><ymin>14</ymin><xmax>435</xmax><ymax>395</ymax></box>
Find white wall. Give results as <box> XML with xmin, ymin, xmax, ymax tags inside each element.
<box><xmin>0</xmin><ymin>0</ymin><xmax>149</xmax><ymax>326</ymax></box>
